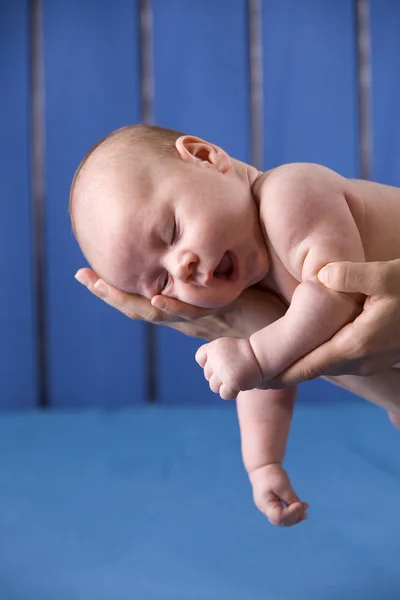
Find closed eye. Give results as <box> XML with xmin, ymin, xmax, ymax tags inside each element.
<box><xmin>161</xmin><ymin>271</ymin><xmax>171</xmax><ymax>292</ymax></box>
<box><xmin>171</xmin><ymin>219</ymin><xmax>177</xmax><ymax>244</ymax></box>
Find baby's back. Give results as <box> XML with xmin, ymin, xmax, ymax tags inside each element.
<box><xmin>345</xmin><ymin>178</ymin><xmax>400</xmax><ymax>262</ymax></box>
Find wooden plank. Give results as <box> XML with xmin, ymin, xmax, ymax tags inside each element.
<box><xmin>261</xmin><ymin>0</ymin><xmax>360</xmax><ymax>403</ymax></box>
<box><xmin>262</xmin><ymin>0</ymin><xmax>359</xmax><ymax>175</ymax></box>
<box><xmin>152</xmin><ymin>0</ymin><xmax>251</xmax><ymax>403</ymax></box>
<box><xmin>43</xmin><ymin>0</ymin><xmax>146</xmax><ymax>407</ymax></box>
<box><xmin>0</xmin><ymin>1</ymin><xmax>37</xmax><ymax>408</ymax></box>
<box><xmin>370</xmin><ymin>0</ymin><xmax>400</xmax><ymax>185</ymax></box>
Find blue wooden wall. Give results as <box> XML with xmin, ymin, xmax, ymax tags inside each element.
<box><xmin>1</xmin><ymin>0</ymin><xmax>399</xmax><ymax>409</ymax></box>
<box><xmin>1</xmin><ymin>2</ymin><xmax>37</xmax><ymax>409</ymax></box>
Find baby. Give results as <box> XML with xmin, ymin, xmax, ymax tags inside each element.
<box><xmin>70</xmin><ymin>124</ymin><xmax>400</xmax><ymax>527</ymax></box>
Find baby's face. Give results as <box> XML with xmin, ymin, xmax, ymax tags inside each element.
<box><xmin>78</xmin><ymin>145</ymin><xmax>269</xmax><ymax>309</ymax></box>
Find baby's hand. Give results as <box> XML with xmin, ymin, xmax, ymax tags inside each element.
<box><xmin>249</xmin><ymin>464</ymin><xmax>308</xmax><ymax>527</ymax></box>
<box><xmin>195</xmin><ymin>337</ymin><xmax>262</xmax><ymax>400</ymax></box>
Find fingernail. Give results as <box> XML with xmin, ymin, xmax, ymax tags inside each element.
<box><xmin>152</xmin><ymin>297</ymin><xmax>166</xmax><ymax>310</ymax></box>
<box><xmin>317</xmin><ymin>265</ymin><xmax>331</xmax><ymax>286</ymax></box>
<box><xmin>94</xmin><ymin>280</ymin><xmax>109</xmax><ymax>297</ymax></box>
<box><xmin>75</xmin><ymin>273</ymin><xmax>89</xmax><ymax>287</ymax></box>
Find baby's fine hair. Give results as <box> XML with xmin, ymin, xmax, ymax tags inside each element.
<box><xmin>68</xmin><ymin>123</ymin><xmax>185</xmax><ymax>231</ymax></box>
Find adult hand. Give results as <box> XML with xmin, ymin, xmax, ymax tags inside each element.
<box><xmin>74</xmin><ymin>268</ymin><xmax>284</xmax><ymax>341</ymax></box>
<box><xmin>270</xmin><ymin>260</ymin><xmax>400</xmax><ymax>386</ymax></box>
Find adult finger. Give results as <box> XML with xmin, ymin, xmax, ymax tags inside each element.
<box><xmin>318</xmin><ymin>260</ymin><xmax>400</xmax><ymax>296</ymax></box>
<box><xmin>270</xmin><ymin>296</ymin><xmax>398</xmax><ymax>386</ymax></box>
<box><xmin>75</xmin><ymin>269</ymin><xmax>165</xmax><ymax>323</ymax></box>
<box><xmin>151</xmin><ymin>294</ymin><xmax>216</xmax><ymax>321</ymax></box>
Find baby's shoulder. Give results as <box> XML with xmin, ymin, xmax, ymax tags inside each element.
<box><xmin>254</xmin><ymin>163</ymin><xmax>348</xmax><ymax>226</ymax></box>
<box><xmin>259</xmin><ymin>162</ymin><xmax>346</xmax><ymax>196</ymax></box>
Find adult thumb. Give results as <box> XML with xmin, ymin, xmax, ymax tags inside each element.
<box><xmin>317</xmin><ymin>261</ymin><xmax>387</xmax><ymax>295</ymax></box>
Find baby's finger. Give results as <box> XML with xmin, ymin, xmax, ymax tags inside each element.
<box><xmin>272</xmin><ymin>475</ymin><xmax>303</xmax><ymax>508</ymax></box>
<box><xmin>280</xmin><ymin>502</ymin><xmax>308</xmax><ymax>527</ymax></box>
<box><xmin>195</xmin><ymin>345</ymin><xmax>208</xmax><ymax>367</ymax></box>
<box><xmin>266</xmin><ymin>501</ymin><xmax>307</xmax><ymax>527</ymax></box>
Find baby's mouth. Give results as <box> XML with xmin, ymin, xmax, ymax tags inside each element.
<box><xmin>213</xmin><ymin>251</ymin><xmax>238</xmax><ymax>281</ymax></box>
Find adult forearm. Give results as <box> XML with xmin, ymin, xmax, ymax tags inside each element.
<box><xmin>324</xmin><ymin>369</ymin><xmax>400</xmax><ymax>415</ymax></box>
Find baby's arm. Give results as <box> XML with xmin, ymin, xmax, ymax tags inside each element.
<box><xmin>197</xmin><ymin>163</ymin><xmax>365</xmax><ymax>398</ymax></box>
<box><xmin>251</xmin><ymin>163</ymin><xmax>366</xmax><ymax>380</ymax></box>
<box><xmin>237</xmin><ymin>386</ymin><xmax>308</xmax><ymax>526</ymax></box>
<box><xmin>249</xmin><ymin>281</ymin><xmax>360</xmax><ymax>384</ymax></box>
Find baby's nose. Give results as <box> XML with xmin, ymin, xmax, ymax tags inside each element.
<box><xmin>174</xmin><ymin>251</ymin><xmax>198</xmax><ymax>283</ymax></box>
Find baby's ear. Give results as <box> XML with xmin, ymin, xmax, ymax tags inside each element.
<box><xmin>175</xmin><ymin>135</ymin><xmax>232</xmax><ymax>174</ymax></box>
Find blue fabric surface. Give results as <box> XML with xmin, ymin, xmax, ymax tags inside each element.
<box><xmin>0</xmin><ymin>402</ymin><xmax>399</xmax><ymax>599</ymax></box>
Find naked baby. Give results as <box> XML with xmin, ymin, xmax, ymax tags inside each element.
<box><xmin>69</xmin><ymin>124</ymin><xmax>400</xmax><ymax>527</ymax></box>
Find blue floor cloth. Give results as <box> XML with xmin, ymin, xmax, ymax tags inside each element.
<box><xmin>0</xmin><ymin>401</ymin><xmax>399</xmax><ymax>600</ymax></box>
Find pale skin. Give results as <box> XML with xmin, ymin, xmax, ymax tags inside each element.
<box><xmin>72</xmin><ymin>130</ymin><xmax>400</xmax><ymax>526</ymax></box>
<box><xmin>75</xmin><ymin>258</ymin><xmax>400</xmax><ymax>381</ymax></box>
<box><xmin>275</xmin><ymin>259</ymin><xmax>400</xmax><ymax>386</ymax></box>
<box><xmin>195</xmin><ymin>164</ymin><xmax>400</xmax><ymax>398</ymax></box>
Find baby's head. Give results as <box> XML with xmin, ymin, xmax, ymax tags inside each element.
<box><xmin>69</xmin><ymin>124</ymin><xmax>269</xmax><ymax>309</ymax></box>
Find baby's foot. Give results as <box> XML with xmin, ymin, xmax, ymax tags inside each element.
<box><xmin>388</xmin><ymin>410</ymin><xmax>400</xmax><ymax>429</ymax></box>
